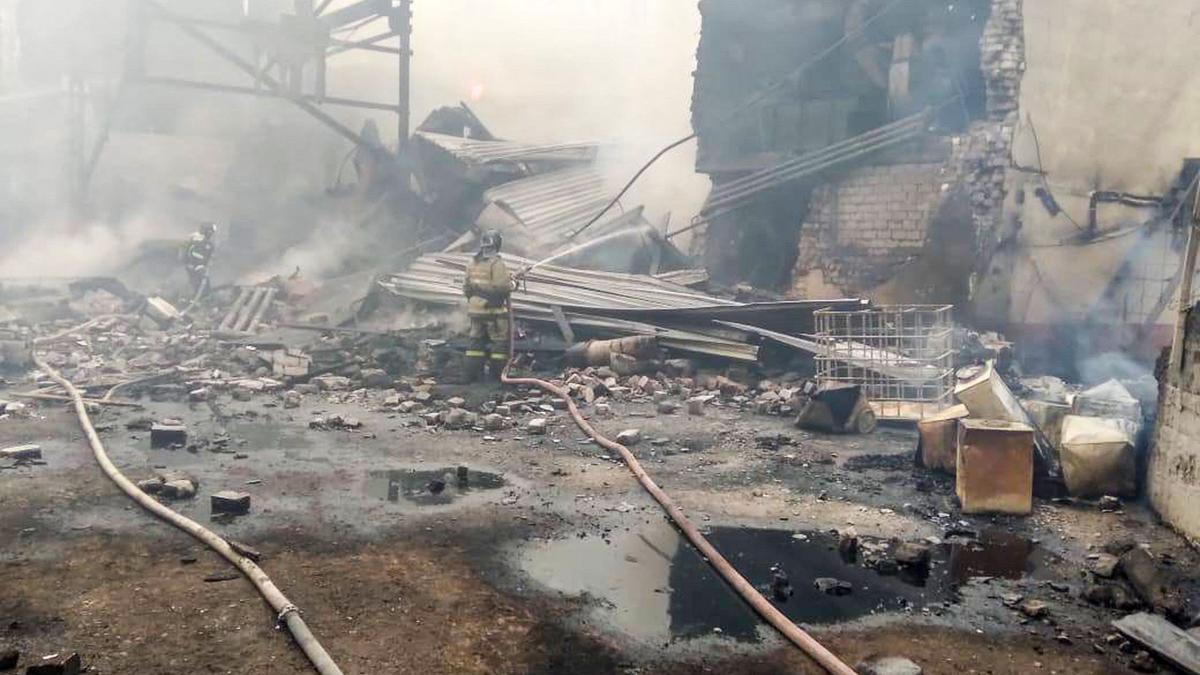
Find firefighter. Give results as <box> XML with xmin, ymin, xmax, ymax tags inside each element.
<box><xmin>462</xmin><ymin>230</ymin><xmax>514</xmax><ymax>382</ymax></box>
<box><xmin>182</xmin><ymin>221</ymin><xmax>217</xmax><ymax>297</ymax></box>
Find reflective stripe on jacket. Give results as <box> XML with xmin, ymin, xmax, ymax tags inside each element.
<box><xmin>463</xmin><ymin>254</ymin><xmax>512</xmax><ymax>315</ymax></box>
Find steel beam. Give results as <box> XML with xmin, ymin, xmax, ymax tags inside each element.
<box><xmin>139</xmin><ymin>75</ymin><xmax>401</xmax><ymax>113</ymax></box>
<box><xmin>319</xmin><ymin>0</ymin><xmax>390</xmax><ymax>30</ymax></box>
<box><xmin>396</xmin><ymin>0</ymin><xmax>411</xmax><ymax>148</ymax></box>
<box><xmin>327</xmin><ymin>32</ymin><xmax>402</xmax><ymax>56</ymax></box>
<box><xmin>143</xmin><ymin>1</ymin><xmax>363</xmax><ymax>145</ymax></box>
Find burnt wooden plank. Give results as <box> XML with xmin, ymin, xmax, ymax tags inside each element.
<box><xmin>1112</xmin><ymin>612</ymin><xmax>1200</xmax><ymax>674</ymax></box>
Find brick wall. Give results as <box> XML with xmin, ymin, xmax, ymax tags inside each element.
<box><xmin>960</xmin><ymin>0</ymin><xmax>1024</xmax><ymax>262</ymax></box>
<box><xmin>790</xmin><ymin>162</ymin><xmax>947</xmax><ymax>295</ymax></box>
<box><xmin>1150</xmin><ymin>308</ymin><xmax>1200</xmax><ymax>542</ymax></box>
<box><xmin>791</xmin><ymin>0</ymin><xmax>1024</xmax><ymax>298</ymax></box>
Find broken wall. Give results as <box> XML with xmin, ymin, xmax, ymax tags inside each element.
<box><xmin>789</xmin><ymin>160</ymin><xmax>947</xmax><ymax>297</ymax></box>
<box><xmin>976</xmin><ymin>0</ymin><xmax>1200</xmax><ymax>346</ymax></box>
<box><xmin>789</xmin><ymin>0</ymin><xmax>1019</xmax><ymax>303</ymax></box>
<box><xmin>1150</xmin><ymin>307</ymin><xmax>1200</xmax><ymax>542</ymax></box>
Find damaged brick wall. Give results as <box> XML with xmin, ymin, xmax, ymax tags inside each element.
<box><xmin>957</xmin><ymin>0</ymin><xmax>1024</xmax><ymax>267</ymax></box>
<box><xmin>790</xmin><ymin>0</ymin><xmax>1025</xmax><ymax>298</ymax></box>
<box><xmin>1150</xmin><ymin>307</ymin><xmax>1200</xmax><ymax>541</ymax></box>
<box><xmin>790</xmin><ymin>162</ymin><xmax>947</xmax><ymax>295</ymax></box>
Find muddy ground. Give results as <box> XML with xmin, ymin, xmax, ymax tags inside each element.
<box><xmin>2</xmin><ymin>384</ymin><xmax>1195</xmax><ymax>674</ymax></box>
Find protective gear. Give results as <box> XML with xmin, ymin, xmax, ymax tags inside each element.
<box><xmin>462</xmin><ymin>253</ymin><xmax>513</xmax><ymax>316</ymax></box>
<box><xmin>182</xmin><ymin>224</ymin><xmax>217</xmax><ymax>296</ymax></box>
<box><xmin>462</xmin><ymin>246</ymin><xmax>514</xmax><ymax>382</ymax></box>
<box><xmin>466</xmin><ymin>314</ymin><xmax>510</xmax><ymax>382</ymax></box>
<box><xmin>479</xmin><ymin>229</ymin><xmax>502</xmax><ymax>255</ymax></box>
<box><xmin>462</xmin><ymin>350</ymin><xmax>486</xmax><ymax>383</ymax></box>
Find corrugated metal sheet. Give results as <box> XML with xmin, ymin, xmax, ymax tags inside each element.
<box><xmin>376</xmin><ymin>253</ymin><xmax>758</xmax><ymax>360</ymax></box>
<box><xmin>376</xmin><ymin>253</ymin><xmax>869</xmax><ymax>362</ymax></box>
<box><xmin>482</xmin><ymin>167</ymin><xmax>616</xmax><ymax>245</ymax></box>
<box><xmin>415</xmin><ymin>131</ymin><xmax>598</xmax><ymax>166</ymax></box>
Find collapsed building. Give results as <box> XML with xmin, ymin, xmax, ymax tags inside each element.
<box><xmin>4</xmin><ymin>2</ymin><xmax>1200</xmax><ymax>674</ymax></box>
<box><xmin>689</xmin><ymin>0</ymin><xmax>1200</xmax><ymax>375</ymax></box>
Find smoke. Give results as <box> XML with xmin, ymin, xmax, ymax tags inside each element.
<box><xmin>0</xmin><ymin>212</ymin><xmax>171</xmax><ymax>279</ymax></box>
<box><xmin>332</xmin><ymin>0</ymin><xmax>710</xmax><ymax>235</ymax></box>
<box><xmin>253</xmin><ymin>213</ymin><xmax>361</xmax><ymax>284</ymax></box>
<box><xmin>0</xmin><ymin>0</ymin><xmax>712</xmax><ymax>284</ymax></box>
<box><xmin>1077</xmin><ymin>350</ymin><xmax>1152</xmax><ymax>386</ymax></box>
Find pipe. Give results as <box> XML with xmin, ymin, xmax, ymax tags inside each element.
<box><xmin>563</xmin><ymin>336</ymin><xmax>659</xmax><ymax>367</ymax></box>
<box><xmin>234</xmin><ymin>287</ymin><xmax>267</xmax><ymax>332</ymax></box>
<box><xmin>681</xmin><ymin>122</ymin><xmax>926</xmax><ymax>233</ymax></box>
<box><xmin>220</xmin><ymin>287</ymin><xmax>252</xmax><ymax>331</ymax></box>
<box><xmin>708</xmin><ymin>112</ymin><xmax>926</xmax><ymax>200</ymax></box>
<box><xmin>705</xmin><ymin>114</ymin><xmax>928</xmax><ymax>209</ymax></box>
<box><xmin>32</xmin><ymin>352</ymin><xmax>345</xmax><ymax>675</ymax></box>
<box><xmin>499</xmin><ymin>307</ymin><xmax>857</xmax><ymax>675</ymax></box>
<box><xmin>247</xmin><ymin>287</ymin><xmax>277</xmax><ymax>332</ymax></box>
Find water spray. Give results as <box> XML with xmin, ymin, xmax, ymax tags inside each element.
<box><xmin>514</xmin><ymin>225</ymin><xmax>652</xmax><ymax>280</ymax></box>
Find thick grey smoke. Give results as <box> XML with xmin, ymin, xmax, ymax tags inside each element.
<box><xmin>335</xmin><ymin>0</ymin><xmax>710</xmax><ymax>231</ymax></box>
<box><xmin>0</xmin><ymin>0</ymin><xmax>710</xmax><ymax>283</ymax></box>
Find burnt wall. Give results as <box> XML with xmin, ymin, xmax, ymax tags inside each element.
<box><xmin>798</xmin><ymin>0</ymin><xmax>1023</xmax><ymax>306</ymax></box>
<box><xmin>789</xmin><ymin>161</ymin><xmax>947</xmax><ymax>296</ymax></box>
<box><xmin>1150</xmin><ymin>307</ymin><xmax>1200</xmax><ymax>542</ymax></box>
<box><xmin>957</xmin><ymin>0</ymin><xmax>1023</xmax><ymax>278</ymax></box>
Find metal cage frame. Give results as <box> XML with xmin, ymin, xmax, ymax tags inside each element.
<box><xmin>814</xmin><ymin>304</ymin><xmax>955</xmax><ymax>420</ymax></box>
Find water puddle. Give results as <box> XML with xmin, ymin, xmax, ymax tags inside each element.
<box><xmin>366</xmin><ymin>467</ymin><xmax>505</xmax><ymax>505</ymax></box>
<box><xmin>943</xmin><ymin>529</ymin><xmax>1037</xmax><ymax>584</ymax></box>
<box><xmin>518</xmin><ymin>523</ymin><xmax>1044</xmax><ymax>644</ymax></box>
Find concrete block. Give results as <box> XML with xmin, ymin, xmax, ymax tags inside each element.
<box><xmin>656</xmin><ymin>400</ymin><xmax>680</xmax><ymax>415</ymax></box>
<box><xmin>282</xmin><ymin>390</ymin><xmax>302</xmax><ymax>409</ymax></box>
<box><xmin>270</xmin><ymin>349</ymin><xmax>311</xmax><ymax>378</ymax></box>
<box><xmin>161</xmin><ymin>479</ymin><xmax>196</xmax><ymax>500</ymax></box>
<box><xmin>359</xmin><ymin>368</ymin><xmax>390</xmax><ymax>388</ymax></box>
<box><xmin>26</xmin><ymin>652</ymin><xmax>80</xmax><ymax>675</ymax></box>
<box><xmin>615</xmin><ymin>429</ymin><xmax>642</xmax><ymax>446</ymax></box>
<box><xmin>150</xmin><ymin>424</ymin><xmax>187</xmax><ymax>448</ymax></box>
<box><xmin>144</xmin><ymin>296</ymin><xmax>180</xmax><ymax>326</ymax></box>
<box><xmin>311</xmin><ymin>375</ymin><xmax>351</xmax><ymax>391</ymax></box>
<box><xmin>441</xmin><ymin>408</ymin><xmax>475</xmax><ymax>429</ymax></box>
<box><xmin>211</xmin><ymin>491</ymin><xmax>251</xmax><ymax>515</ymax></box>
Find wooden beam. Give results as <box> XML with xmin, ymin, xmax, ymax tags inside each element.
<box><xmin>1113</xmin><ymin>613</ymin><xmax>1200</xmax><ymax>675</ymax></box>
<box><xmin>550</xmin><ymin>305</ymin><xmax>575</xmax><ymax>344</ymax></box>
<box><xmin>11</xmin><ymin>392</ymin><xmax>143</xmax><ymax>409</ymax></box>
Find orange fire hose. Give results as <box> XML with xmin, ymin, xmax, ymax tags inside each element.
<box><xmin>500</xmin><ymin>306</ymin><xmax>857</xmax><ymax>675</ymax></box>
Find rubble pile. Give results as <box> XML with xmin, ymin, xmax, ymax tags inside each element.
<box><xmin>0</xmin><ymin>215</ymin><xmax>1193</xmax><ymax>675</ymax></box>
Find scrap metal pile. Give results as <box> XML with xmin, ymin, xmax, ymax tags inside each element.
<box><xmin>412</xmin><ymin>105</ymin><xmax>691</xmax><ymax>275</ymax></box>
<box><xmin>376</xmin><ymin>252</ymin><xmax>866</xmax><ymax>362</ymax></box>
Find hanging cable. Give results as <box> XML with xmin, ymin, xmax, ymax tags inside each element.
<box><xmin>564</xmin><ymin>0</ymin><xmax>912</xmax><ymax>243</ymax></box>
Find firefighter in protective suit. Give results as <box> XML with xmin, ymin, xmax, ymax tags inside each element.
<box><xmin>182</xmin><ymin>222</ymin><xmax>217</xmax><ymax>297</ymax></box>
<box><xmin>462</xmin><ymin>230</ymin><xmax>515</xmax><ymax>381</ymax></box>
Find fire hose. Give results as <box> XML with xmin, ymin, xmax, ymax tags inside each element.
<box><xmin>499</xmin><ymin>305</ymin><xmax>857</xmax><ymax>675</ymax></box>
<box><xmin>31</xmin><ymin>342</ymin><xmax>344</xmax><ymax>675</ymax></box>
<box><xmin>31</xmin><ymin>306</ymin><xmax>853</xmax><ymax>674</ymax></box>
